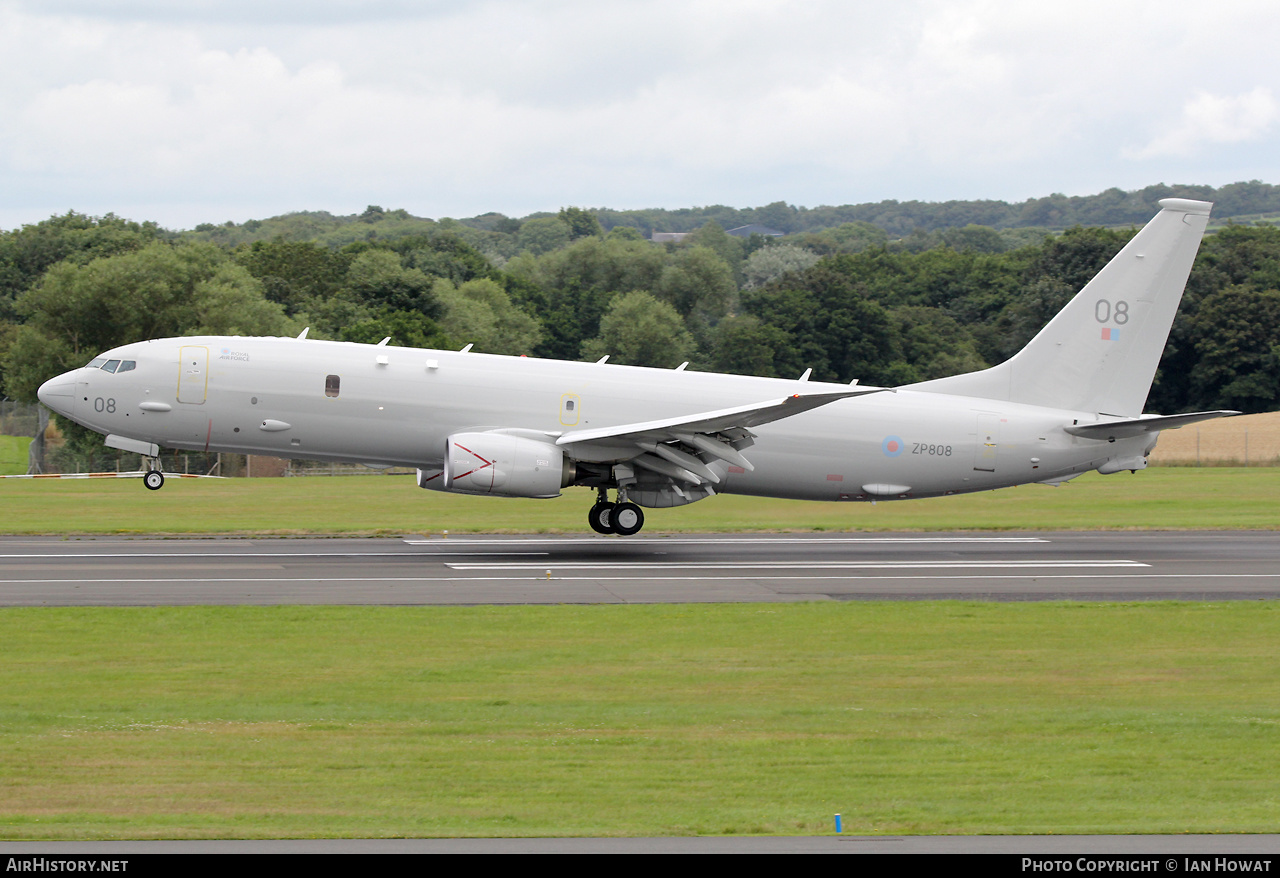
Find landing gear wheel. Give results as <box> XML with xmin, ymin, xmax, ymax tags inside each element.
<box><xmin>611</xmin><ymin>502</ymin><xmax>644</xmax><ymax>536</ymax></box>
<box><xmin>143</xmin><ymin>470</ymin><xmax>165</xmax><ymax>491</ymax></box>
<box><xmin>588</xmin><ymin>501</ymin><xmax>615</xmax><ymax>535</ymax></box>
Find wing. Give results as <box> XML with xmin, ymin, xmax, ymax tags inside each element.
<box><xmin>556</xmin><ymin>387</ymin><xmax>887</xmax><ymax>486</ymax></box>
<box><xmin>1064</xmin><ymin>410</ymin><xmax>1239</xmax><ymax>441</ymax></box>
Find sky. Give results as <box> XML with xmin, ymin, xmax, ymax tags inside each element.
<box><xmin>1</xmin><ymin>0</ymin><xmax>1278</xmax><ymax>230</ymax></box>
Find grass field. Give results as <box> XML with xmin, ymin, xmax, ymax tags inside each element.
<box><xmin>2</xmin><ymin>466</ymin><xmax>1277</xmax><ymax>534</ymax></box>
<box><xmin>0</xmin><ymin>435</ymin><xmax>31</xmax><ymax>477</ymax></box>
<box><xmin>3</xmin><ymin>464</ymin><xmax>1277</xmax><ymax>840</ymax></box>
<box><xmin>1</xmin><ymin>602</ymin><xmax>1278</xmax><ymax>839</ymax></box>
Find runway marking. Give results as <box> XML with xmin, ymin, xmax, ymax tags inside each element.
<box><xmin>402</xmin><ymin>537</ymin><xmax>1051</xmax><ymax>545</ymax></box>
<box><xmin>0</xmin><ymin>552</ymin><xmax>550</xmax><ymax>559</ymax></box>
<box><xmin>0</xmin><ymin>537</ymin><xmax>1050</xmax><ymax>561</ymax></box>
<box><xmin>446</xmin><ymin>560</ymin><xmax>1150</xmax><ymax>571</ymax></box>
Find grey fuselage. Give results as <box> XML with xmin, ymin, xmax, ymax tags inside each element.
<box><xmin>41</xmin><ymin>335</ymin><xmax>1142</xmax><ymax>502</ymax></box>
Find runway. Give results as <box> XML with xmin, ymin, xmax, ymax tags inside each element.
<box><xmin>2</xmin><ymin>531</ymin><xmax>1278</xmax><ymax>605</ymax></box>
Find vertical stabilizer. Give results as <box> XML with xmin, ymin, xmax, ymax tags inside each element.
<box><xmin>912</xmin><ymin>198</ymin><xmax>1211</xmax><ymax>416</ymax></box>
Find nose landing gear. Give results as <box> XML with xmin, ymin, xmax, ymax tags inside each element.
<box><xmin>587</xmin><ymin>489</ymin><xmax>644</xmax><ymax>536</ymax></box>
<box><xmin>142</xmin><ymin>457</ymin><xmax>165</xmax><ymax>491</ymax></box>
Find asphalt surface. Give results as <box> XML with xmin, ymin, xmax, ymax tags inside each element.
<box><xmin>1</xmin><ymin>531</ymin><xmax>1278</xmax><ymax>605</ymax></box>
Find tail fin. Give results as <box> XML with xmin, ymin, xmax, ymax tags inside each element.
<box><xmin>913</xmin><ymin>198</ymin><xmax>1211</xmax><ymax>416</ymax></box>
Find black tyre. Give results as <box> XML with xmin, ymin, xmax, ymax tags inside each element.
<box><xmin>588</xmin><ymin>502</ymin><xmax>615</xmax><ymax>535</ymax></box>
<box><xmin>143</xmin><ymin>470</ymin><xmax>165</xmax><ymax>491</ymax></box>
<box><xmin>611</xmin><ymin>502</ymin><xmax>644</xmax><ymax>536</ymax></box>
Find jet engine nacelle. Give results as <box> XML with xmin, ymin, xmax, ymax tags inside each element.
<box><xmin>417</xmin><ymin>431</ymin><xmax>574</xmax><ymax>498</ymax></box>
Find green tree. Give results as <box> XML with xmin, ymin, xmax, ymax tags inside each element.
<box><xmin>580</xmin><ymin>291</ymin><xmax>696</xmax><ymax>368</ymax></box>
<box><xmin>812</xmin><ymin>221</ymin><xmax>888</xmax><ymax>254</ymax></box>
<box><xmin>939</xmin><ymin>225</ymin><xmax>1007</xmax><ymax>254</ymax></box>
<box><xmin>741</xmin><ymin>243</ymin><xmax>820</xmax><ymax>290</ymax></box>
<box><xmin>888</xmin><ymin>306</ymin><xmax>988</xmax><ymax>382</ymax></box>
<box><xmin>513</xmin><ymin>235</ymin><xmax>666</xmax><ymax>299</ymax></box>
<box><xmin>558</xmin><ymin>207</ymin><xmax>604</xmax><ymax>240</ymax></box>
<box><xmin>4</xmin><ymin>242</ymin><xmax>289</xmax><ymax>401</ymax></box>
<box><xmin>686</xmin><ymin>221</ymin><xmax>745</xmax><ymax>281</ymax></box>
<box><xmin>742</xmin><ymin>264</ymin><xmax>901</xmax><ymax>384</ymax></box>
<box><xmin>505</xmin><ymin>235</ymin><xmax>668</xmax><ymax>359</ymax></box>
<box><xmin>1023</xmin><ymin>225</ymin><xmax>1133</xmax><ymax>293</ymax></box>
<box><xmin>0</xmin><ymin>211</ymin><xmax>165</xmax><ymax>319</ymax></box>
<box><xmin>707</xmin><ymin>314</ymin><xmax>790</xmax><ymax>377</ymax></box>
<box><xmin>1154</xmin><ymin>223</ymin><xmax>1280</xmax><ymax>412</ymax></box>
<box><xmin>753</xmin><ymin>201</ymin><xmax>798</xmax><ymax>233</ymax></box>
<box><xmin>235</xmin><ymin>239</ymin><xmax>352</xmax><ymax>314</ymax></box>
<box><xmin>657</xmin><ymin>246</ymin><xmax>735</xmax><ymax>320</ymax></box>
<box><xmin>395</xmin><ymin>232</ymin><xmax>499</xmax><ymax>285</ymax></box>
<box><xmin>606</xmin><ymin>226</ymin><xmax>645</xmax><ymax>242</ymax></box>
<box><xmin>342</xmin><ymin>249</ymin><xmax>440</xmax><ymax>316</ymax></box>
<box><xmin>1186</xmin><ymin>285</ymin><xmax>1280</xmax><ymax>412</ymax></box>
<box><xmin>432</xmin><ymin>278</ymin><xmax>542</xmax><ymax>355</ymax></box>
<box><xmin>516</xmin><ymin>217</ymin><xmax>573</xmax><ymax>255</ymax></box>
<box><xmin>340</xmin><ymin>308</ymin><xmax>451</xmax><ymax>349</ymax></box>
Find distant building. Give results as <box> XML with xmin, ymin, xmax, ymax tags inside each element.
<box><xmin>650</xmin><ymin>231</ymin><xmax>692</xmax><ymax>243</ymax></box>
<box><xmin>726</xmin><ymin>224</ymin><xmax>786</xmax><ymax>238</ymax></box>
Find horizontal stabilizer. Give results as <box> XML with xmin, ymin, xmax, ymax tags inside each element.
<box><xmin>1064</xmin><ymin>410</ymin><xmax>1239</xmax><ymax>441</ymax></box>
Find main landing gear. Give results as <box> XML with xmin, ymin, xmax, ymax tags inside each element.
<box><xmin>587</xmin><ymin>489</ymin><xmax>644</xmax><ymax>536</ymax></box>
<box><xmin>142</xmin><ymin>457</ymin><xmax>165</xmax><ymax>491</ymax></box>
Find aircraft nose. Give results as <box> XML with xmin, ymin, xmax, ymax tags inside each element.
<box><xmin>37</xmin><ymin>372</ymin><xmax>77</xmax><ymax>416</ymax></box>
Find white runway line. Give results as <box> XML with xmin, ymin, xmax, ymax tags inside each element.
<box><xmin>0</xmin><ymin>537</ymin><xmax>1050</xmax><ymax>560</ymax></box>
<box><xmin>399</xmin><ymin>537</ymin><xmax>1049</xmax><ymax>542</ymax></box>
<box><xmin>446</xmin><ymin>560</ymin><xmax>1150</xmax><ymax>571</ymax></box>
<box><xmin>0</xmin><ymin>551</ymin><xmax>550</xmax><ymax>559</ymax></box>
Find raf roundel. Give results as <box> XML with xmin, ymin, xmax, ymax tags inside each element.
<box><xmin>882</xmin><ymin>435</ymin><xmax>904</xmax><ymax>457</ymax></box>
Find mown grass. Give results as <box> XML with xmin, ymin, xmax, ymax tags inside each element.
<box><xmin>2</xmin><ymin>467</ymin><xmax>1277</xmax><ymax>534</ymax></box>
<box><xmin>0</xmin><ymin>435</ymin><xmax>30</xmax><ymax>477</ymax></box>
<box><xmin>1</xmin><ymin>602</ymin><xmax>1278</xmax><ymax>839</ymax></box>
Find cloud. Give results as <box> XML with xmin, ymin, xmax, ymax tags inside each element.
<box><xmin>1128</xmin><ymin>88</ymin><xmax>1279</xmax><ymax>159</ymax></box>
<box><xmin>13</xmin><ymin>0</ymin><xmax>462</xmax><ymax>26</ymax></box>
<box><xmin>2</xmin><ymin>0</ymin><xmax>1280</xmax><ymax>228</ymax></box>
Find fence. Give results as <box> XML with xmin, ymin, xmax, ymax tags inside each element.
<box><xmin>0</xmin><ymin>399</ymin><xmax>41</xmax><ymax>437</ymax></box>
<box><xmin>1147</xmin><ymin>411</ymin><xmax>1280</xmax><ymax>466</ymax></box>
<box><xmin>0</xmin><ymin>400</ymin><xmax>46</xmax><ymax>474</ymax></box>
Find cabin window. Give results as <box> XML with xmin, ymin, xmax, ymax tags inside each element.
<box><xmin>559</xmin><ymin>393</ymin><xmax>581</xmax><ymax>426</ymax></box>
<box><xmin>325</xmin><ymin>374</ymin><xmax>340</xmax><ymax>398</ymax></box>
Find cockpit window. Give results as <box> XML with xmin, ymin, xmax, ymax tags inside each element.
<box><xmin>83</xmin><ymin>358</ymin><xmax>136</xmax><ymax>373</ymax></box>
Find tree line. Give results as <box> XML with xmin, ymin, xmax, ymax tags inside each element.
<box><xmin>181</xmin><ymin>180</ymin><xmax>1280</xmax><ymax>246</ymax></box>
<box><xmin>3</xmin><ymin>190</ymin><xmax>1279</xmax><ymax>469</ymax></box>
